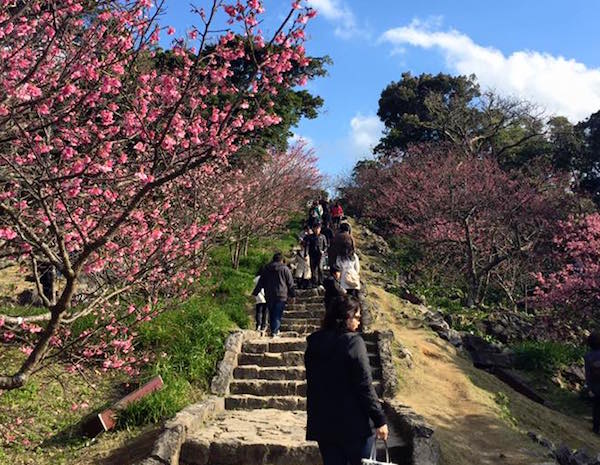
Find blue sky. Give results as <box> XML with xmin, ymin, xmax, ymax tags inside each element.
<box><xmin>159</xmin><ymin>1</ymin><xmax>600</xmax><ymax>179</ymax></box>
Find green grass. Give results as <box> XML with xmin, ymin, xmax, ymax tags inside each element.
<box><xmin>513</xmin><ymin>341</ymin><xmax>585</xmax><ymax>373</ymax></box>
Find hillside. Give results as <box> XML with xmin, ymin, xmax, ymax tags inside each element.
<box><xmin>353</xmin><ymin>220</ymin><xmax>600</xmax><ymax>465</ymax></box>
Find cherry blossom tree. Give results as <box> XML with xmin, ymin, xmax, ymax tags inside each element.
<box><xmin>362</xmin><ymin>145</ymin><xmax>570</xmax><ymax>306</ymax></box>
<box><xmin>227</xmin><ymin>141</ymin><xmax>321</xmax><ymax>268</ymax></box>
<box><xmin>534</xmin><ymin>213</ymin><xmax>600</xmax><ymax>325</ymax></box>
<box><xmin>0</xmin><ymin>0</ymin><xmax>316</xmax><ymax>390</ymax></box>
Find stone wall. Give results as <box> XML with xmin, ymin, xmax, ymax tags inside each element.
<box><xmin>383</xmin><ymin>400</ymin><xmax>441</xmax><ymax>465</ymax></box>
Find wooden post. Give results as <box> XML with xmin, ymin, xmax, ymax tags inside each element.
<box><xmin>83</xmin><ymin>375</ymin><xmax>164</xmax><ymax>437</ymax></box>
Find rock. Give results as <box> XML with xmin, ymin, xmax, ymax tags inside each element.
<box><xmin>369</xmin><ymin>263</ymin><xmax>385</xmax><ymax>273</ymax></box>
<box><xmin>398</xmin><ymin>288</ymin><xmax>424</xmax><ymax>305</ymax></box>
<box><xmin>17</xmin><ymin>289</ymin><xmax>44</xmax><ymax>307</ymax></box>
<box><xmin>561</xmin><ymin>364</ymin><xmax>585</xmax><ymax>386</ymax></box>
<box><xmin>462</xmin><ymin>334</ymin><xmax>515</xmax><ymax>369</ymax></box>
<box><xmin>151</xmin><ymin>424</ymin><xmax>185</xmax><ymax>465</ymax></box>
<box><xmin>555</xmin><ymin>445</ymin><xmax>572</xmax><ymax>465</ymax></box>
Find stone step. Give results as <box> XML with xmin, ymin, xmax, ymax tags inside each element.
<box><xmin>229</xmin><ymin>380</ymin><xmax>307</xmax><ymax>397</ymax></box>
<box><xmin>284</xmin><ymin>310</ymin><xmax>325</xmax><ymax>319</ymax></box>
<box><xmin>243</xmin><ymin>337</ymin><xmax>377</xmax><ymax>354</ymax></box>
<box><xmin>233</xmin><ymin>365</ymin><xmax>383</xmax><ymax>381</ymax></box>
<box><xmin>279</xmin><ymin>323</ymin><xmax>320</xmax><ymax>334</ymax></box>
<box><xmin>243</xmin><ymin>339</ymin><xmax>307</xmax><ymax>354</ymax></box>
<box><xmin>225</xmin><ymin>395</ymin><xmax>306</xmax><ymax>410</ymax></box>
<box><xmin>281</xmin><ymin>317</ymin><xmax>322</xmax><ymax>325</ymax></box>
<box><xmin>234</xmin><ymin>366</ymin><xmax>307</xmax><ymax>380</ymax></box>
<box><xmin>237</xmin><ymin>351</ymin><xmax>380</xmax><ymax>368</ymax></box>
<box><xmin>238</xmin><ymin>351</ymin><xmax>305</xmax><ymax>367</ymax></box>
<box><xmin>229</xmin><ymin>380</ymin><xmax>383</xmax><ymax>397</ymax></box>
<box><xmin>181</xmin><ymin>409</ymin><xmax>321</xmax><ymax>465</ymax></box>
<box><xmin>295</xmin><ymin>288</ymin><xmax>323</xmax><ymax>297</ymax></box>
<box><xmin>287</xmin><ymin>302</ymin><xmax>324</xmax><ymax>311</ymax></box>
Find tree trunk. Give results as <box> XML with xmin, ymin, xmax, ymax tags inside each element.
<box><xmin>243</xmin><ymin>237</ymin><xmax>249</xmax><ymax>258</ymax></box>
<box><xmin>0</xmin><ymin>277</ymin><xmax>77</xmax><ymax>390</ymax></box>
<box><xmin>463</xmin><ymin>216</ymin><xmax>479</xmax><ymax>307</ymax></box>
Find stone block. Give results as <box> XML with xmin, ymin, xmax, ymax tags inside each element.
<box><xmin>151</xmin><ymin>424</ymin><xmax>185</xmax><ymax>465</ymax></box>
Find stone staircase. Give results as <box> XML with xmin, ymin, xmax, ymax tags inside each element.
<box><xmin>180</xmin><ymin>288</ymin><xmax>402</xmax><ymax>465</ymax></box>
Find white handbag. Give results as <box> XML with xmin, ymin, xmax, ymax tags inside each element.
<box><xmin>361</xmin><ymin>439</ymin><xmax>396</xmax><ymax>465</ymax></box>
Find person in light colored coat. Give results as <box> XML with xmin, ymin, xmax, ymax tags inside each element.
<box><xmin>290</xmin><ymin>249</ymin><xmax>311</xmax><ymax>289</ymax></box>
<box><xmin>336</xmin><ymin>252</ymin><xmax>360</xmax><ymax>298</ymax></box>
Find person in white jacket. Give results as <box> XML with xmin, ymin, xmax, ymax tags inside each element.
<box><xmin>253</xmin><ymin>272</ymin><xmax>267</xmax><ymax>332</ymax></box>
<box><xmin>290</xmin><ymin>248</ymin><xmax>311</xmax><ymax>289</ymax></box>
<box><xmin>336</xmin><ymin>250</ymin><xmax>360</xmax><ymax>298</ymax></box>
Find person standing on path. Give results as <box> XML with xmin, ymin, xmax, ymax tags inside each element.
<box><xmin>252</xmin><ymin>252</ymin><xmax>296</xmax><ymax>338</ymax></box>
<box><xmin>323</xmin><ymin>264</ymin><xmax>346</xmax><ymax>312</ymax></box>
<box><xmin>331</xmin><ymin>202</ymin><xmax>344</xmax><ymax>230</ymax></box>
<box><xmin>585</xmin><ymin>331</ymin><xmax>600</xmax><ymax>434</ymax></box>
<box><xmin>336</xmin><ymin>246</ymin><xmax>361</xmax><ymax>299</ymax></box>
<box><xmin>253</xmin><ymin>268</ymin><xmax>267</xmax><ymax>333</ymax></box>
<box><xmin>305</xmin><ymin>224</ymin><xmax>328</xmax><ymax>287</ymax></box>
<box><xmin>305</xmin><ymin>296</ymin><xmax>388</xmax><ymax>465</ymax></box>
<box><xmin>328</xmin><ymin>222</ymin><xmax>355</xmax><ymax>269</ymax></box>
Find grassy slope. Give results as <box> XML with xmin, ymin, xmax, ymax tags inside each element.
<box><xmin>0</xmin><ymin>222</ymin><xmax>299</xmax><ymax>465</ymax></box>
<box><xmin>352</xmin><ymin>220</ymin><xmax>600</xmax><ymax>465</ymax></box>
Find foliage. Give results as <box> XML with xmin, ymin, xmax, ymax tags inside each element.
<box><xmin>358</xmin><ymin>144</ymin><xmax>571</xmax><ymax>307</ymax></box>
<box><xmin>117</xmin><ymin>222</ymin><xmax>299</xmax><ymax>427</ymax></box>
<box><xmin>0</xmin><ymin>0</ymin><xmax>317</xmax><ymax>389</ymax></box>
<box><xmin>534</xmin><ymin>213</ymin><xmax>600</xmax><ymax>325</ymax></box>
<box><xmin>375</xmin><ymin>72</ymin><xmax>547</xmax><ymax>166</ymax></box>
<box><xmin>513</xmin><ymin>341</ymin><xmax>584</xmax><ymax>373</ymax></box>
<box><xmin>227</xmin><ymin>142</ymin><xmax>322</xmax><ymax>268</ymax></box>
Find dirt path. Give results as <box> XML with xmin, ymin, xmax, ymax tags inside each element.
<box><xmin>351</xmin><ymin>220</ymin><xmax>600</xmax><ymax>465</ymax></box>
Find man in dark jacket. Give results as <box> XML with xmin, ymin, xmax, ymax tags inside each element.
<box><xmin>252</xmin><ymin>252</ymin><xmax>296</xmax><ymax>338</ymax></box>
<box><xmin>305</xmin><ymin>297</ymin><xmax>387</xmax><ymax>465</ymax></box>
<box><xmin>323</xmin><ymin>264</ymin><xmax>346</xmax><ymax>312</ymax></box>
<box><xmin>305</xmin><ymin>224</ymin><xmax>328</xmax><ymax>287</ymax></box>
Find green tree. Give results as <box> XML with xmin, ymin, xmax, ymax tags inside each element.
<box><xmin>376</xmin><ymin>72</ymin><xmax>548</xmax><ymax>168</ymax></box>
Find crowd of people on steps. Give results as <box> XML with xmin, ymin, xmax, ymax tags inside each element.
<box><xmin>251</xmin><ymin>198</ymin><xmax>388</xmax><ymax>465</ymax></box>
<box><xmin>250</xmin><ymin>198</ymin><xmax>600</xmax><ymax>461</ymax></box>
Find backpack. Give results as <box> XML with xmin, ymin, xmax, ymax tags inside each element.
<box><xmin>344</xmin><ymin>268</ymin><xmax>360</xmax><ymax>288</ymax></box>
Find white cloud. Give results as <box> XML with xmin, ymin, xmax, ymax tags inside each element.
<box><xmin>349</xmin><ymin>113</ymin><xmax>384</xmax><ymax>157</ymax></box>
<box><xmin>307</xmin><ymin>0</ymin><xmax>366</xmax><ymax>39</ymax></box>
<box><xmin>380</xmin><ymin>20</ymin><xmax>600</xmax><ymax>122</ymax></box>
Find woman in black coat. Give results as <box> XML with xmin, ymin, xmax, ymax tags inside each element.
<box><xmin>305</xmin><ymin>296</ymin><xmax>388</xmax><ymax>465</ymax></box>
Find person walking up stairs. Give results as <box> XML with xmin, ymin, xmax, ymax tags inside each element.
<box><xmin>180</xmin><ymin>285</ymin><xmax>392</xmax><ymax>465</ymax></box>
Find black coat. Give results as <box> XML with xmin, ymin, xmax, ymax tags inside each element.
<box><xmin>252</xmin><ymin>261</ymin><xmax>296</xmax><ymax>303</ymax></box>
<box><xmin>304</xmin><ymin>330</ymin><xmax>386</xmax><ymax>443</ymax></box>
<box><xmin>323</xmin><ymin>276</ymin><xmax>346</xmax><ymax>311</ymax></box>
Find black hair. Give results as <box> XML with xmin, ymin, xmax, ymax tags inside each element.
<box><xmin>589</xmin><ymin>331</ymin><xmax>600</xmax><ymax>350</ymax></box>
<box><xmin>322</xmin><ymin>296</ymin><xmax>360</xmax><ymax>332</ymax></box>
<box><xmin>272</xmin><ymin>252</ymin><xmax>283</xmax><ymax>262</ymax></box>
<box><xmin>340</xmin><ymin>223</ymin><xmax>350</xmax><ymax>233</ymax></box>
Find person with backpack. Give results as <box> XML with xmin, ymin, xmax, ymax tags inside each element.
<box><xmin>252</xmin><ymin>252</ymin><xmax>296</xmax><ymax>338</ymax></box>
<box><xmin>336</xmin><ymin>244</ymin><xmax>361</xmax><ymax>298</ymax></box>
<box><xmin>585</xmin><ymin>331</ymin><xmax>600</xmax><ymax>434</ymax></box>
<box><xmin>305</xmin><ymin>223</ymin><xmax>328</xmax><ymax>287</ymax></box>
<box><xmin>305</xmin><ymin>296</ymin><xmax>388</xmax><ymax>465</ymax></box>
